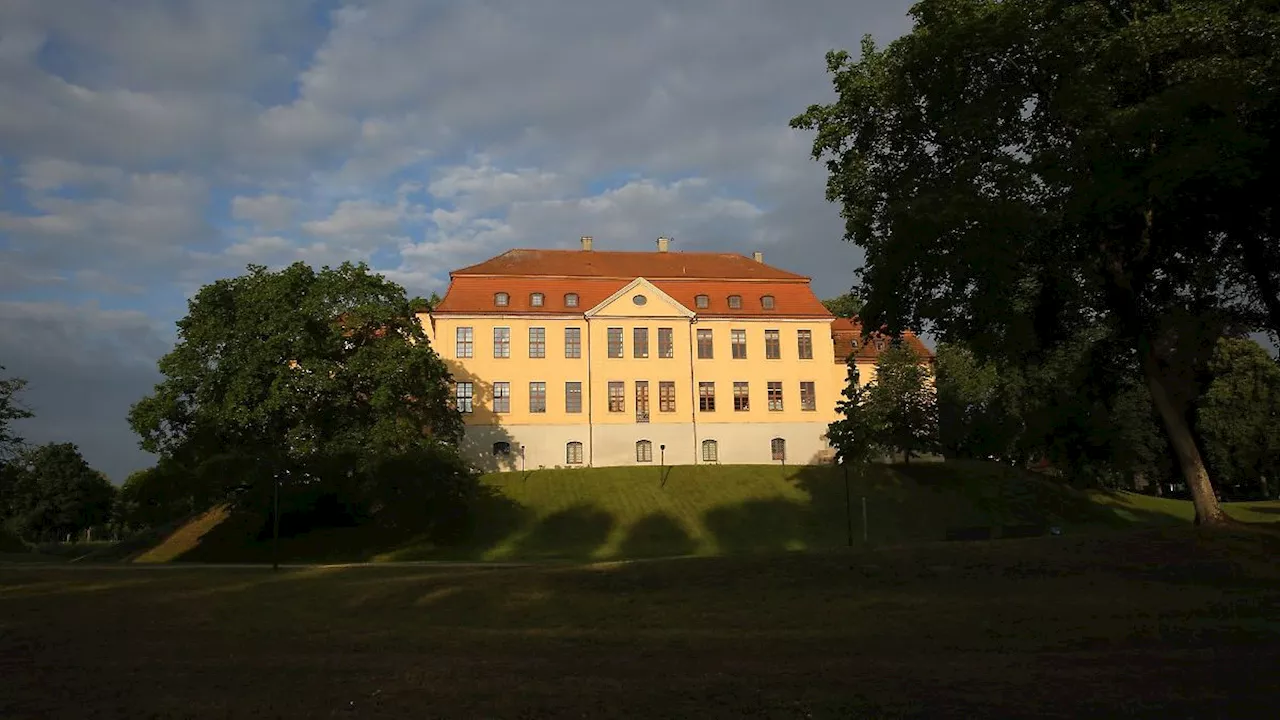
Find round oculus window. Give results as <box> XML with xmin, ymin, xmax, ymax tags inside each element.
<box><xmin>632</xmin><ymin>294</ymin><xmax>648</xmax><ymax>306</ymax></box>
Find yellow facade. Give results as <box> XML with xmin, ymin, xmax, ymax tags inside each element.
<box><xmin>425</xmin><ymin>277</ymin><xmax>847</xmax><ymax>468</ymax></box>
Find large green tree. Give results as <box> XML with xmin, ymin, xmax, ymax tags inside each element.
<box><xmin>1197</xmin><ymin>338</ymin><xmax>1280</xmax><ymax>498</ymax></box>
<box><xmin>129</xmin><ymin>262</ymin><xmax>467</xmax><ymax>527</ymax></box>
<box><xmin>793</xmin><ymin>0</ymin><xmax>1280</xmax><ymax>524</ymax></box>
<box><xmin>865</xmin><ymin>343</ymin><xmax>939</xmax><ymax>462</ymax></box>
<box><xmin>822</xmin><ymin>292</ymin><xmax>865</xmax><ymax>319</ymax></box>
<box><xmin>5</xmin><ymin>443</ymin><xmax>115</xmax><ymax>542</ymax></box>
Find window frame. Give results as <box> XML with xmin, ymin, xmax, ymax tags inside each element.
<box><xmin>761</xmin><ymin>295</ymin><xmax>776</xmax><ymax>310</ymax></box>
<box><xmin>493</xmin><ymin>381</ymin><xmax>510</xmax><ymax>413</ymax></box>
<box><xmin>454</xmin><ymin>381</ymin><xmax>474</xmax><ymax>413</ymax></box>
<box><xmin>565</xmin><ymin>381</ymin><xmax>583</xmax><ymax>413</ymax></box>
<box><xmin>636</xmin><ymin>440</ymin><xmax>653</xmax><ymax>463</ymax></box>
<box><xmin>659</xmin><ymin>381</ymin><xmax>676</xmax><ymax>413</ymax></box>
<box><xmin>608</xmin><ymin>381</ymin><xmax>625</xmax><ymax>413</ymax></box>
<box><xmin>733</xmin><ymin>381</ymin><xmax>750</xmax><ymax>412</ymax></box>
<box><xmin>797</xmin><ymin>329</ymin><xmax>813</xmax><ymax>360</ymax></box>
<box><xmin>566</xmin><ymin>441</ymin><xmax>584</xmax><ymax>465</ymax></box>
<box><xmin>607</xmin><ymin>327</ymin><xmax>624</xmax><ymax>358</ymax></box>
<box><xmin>771</xmin><ymin>438</ymin><xmax>786</xmax><ymax>462</ymax></box>
<box><xmin>492</xmin><ymin>441</ymin><xmax>511</xmax><ymax>456</ymax></box>
<box><xmin>699</xmin><ymin>381</ymin><xmax>716</xmax><ymax>412</ymax></box>
<box><xmin>528</xmin><ymin>327</ymin><xmax>546</xmax><ymax>358</ymax></box>
<box><xmin>455</xmin><ymin>327</ymin><xmax>474</xmax><ymax>358</ymax></box>
<box><xmin>564</xmin><ymin>327</ymin><xmax>582</xmax><ymax>358</ymax></box>
<box><xmin>564</xmin><ymin>292</ymin><xmax>579</xmax><ymax>308</ymax></box>
<box><xmin>800</xmin><ymin>381</ymin><xmax>816</xmax><ymax>412</ymax></box>
<box><xmin>701</xmin><ymin>439</ymin><xmax>718</xmax><ymax>463</ymax></box>
<box><xmin>696</xmin><ymin>328</ymin><xmax>713</xmax><ymax>359</ymax></box>
<box><xmin>727</xmin><ymin>295</ymin><xmax>742</xmax><ymax>310</ymax></box>
<box><xmin>730</xmin><ymin>329</ymin><xmax>747</xmax><ymax>359</ymax></box>
<box><xmin>493</xmin><ymin>327</ymin><xmax>511</xmax><ymax>358</ymax></box>
<box><xmin>494</xmin><ymin>292</ymin><xmax>509</xmax><ymax>307</ymax></box>
<box><xmin>764</xmin><ymin>329</ymin><xmax>781</xmax><ymax>360</ymax></box>
<box><xmin>529</xmin><ymin>381</ymin><xmax>547</xmax><ymax>413</ymax></box>
<box><xmin>530</xmin><ymin>292</ymin><xmax>545</xmax><ymax>307</ymax></box>
<box><xmin>695</xmin><ymin>294</ymin><xmax>710</xmax><ymax>309</ymax></box>
<box><xmin>633</xmin><ymin>327</ymin><xmax>649</xmax><ymax>358</ymax></box>
<box><xmin>658</xmin><ymin>327</ymin><xmax>674</xmax><ymax>358</ymax></box>
<box><xmin>767</xmin><ymin>381</ymin><xmax>784</xmax><ymax>411</ymax></box>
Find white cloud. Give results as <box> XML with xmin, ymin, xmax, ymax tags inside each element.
<box><xmin>231</xmin><ymin>194</ymin><xmax>300</xmax><ymax>231</ymax></box>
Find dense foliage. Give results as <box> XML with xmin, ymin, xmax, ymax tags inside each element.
<box><xmin>821</xmin><ymin>293</ymin><xmax>864</xmax><ymax>319</ymax></box>
<box><xmin>794</xmin><ymin>0</ymin><xmax>1280</xmax><ymax>523</ymax></box>
<box><xmin>3</xmin><ymin>443</ymin><xmax>115</xmax><ymax>543</ymax></box>
<box><xmin>829</xmin><ymin>343</ymin><xmax>938</xmax><ymax>463</ymax></box>
<box><xmin>129</xmin><ymin>262</ymin><xmax>471</xmax><ymax>537</ymax></box>
<box><xmin>1197</xmin><ymin>338</ymin><xmax>1280</xmax><ymax>498</ymax></box>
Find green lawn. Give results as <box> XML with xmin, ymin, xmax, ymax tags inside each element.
<box><xmin>102</xmin><ymin>460</ymin><xmax>1280</xmax><ymax>564</ymax></box>
<box><xmin>3</xmin><ymin>526</ymin><xmax>1279</xmax><ymax>718</ymax></box>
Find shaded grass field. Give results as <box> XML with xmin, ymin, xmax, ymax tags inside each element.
<box><xmin>3</xmin><ymin>527</ymin><xmax>1280</xmax><ymax>718</ymax></box>
<box><xmin>132</xmin><ymin>461</ymin><xmax>1280</xmax><ymax>564</ymax></box>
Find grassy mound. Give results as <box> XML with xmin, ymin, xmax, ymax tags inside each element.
<box><xmin>126</xmin><ymin>460</ymin><xmax>1280</xmax><ymax>563</ymax></box>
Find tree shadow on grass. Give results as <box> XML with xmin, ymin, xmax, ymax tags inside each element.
<box><xmin>702</xmin><ymin>499</ymin><xmax>812</xmax><ymax>555</ymax></box>
<box><xmin>618</xmin><ymin>513</ymin><xmax>696</xmax><ymax>559</ymax></box>
<box><xmin>509</xmin><ymin>504</ymin><xmax>614</xmax><ymax>561</ymax></box>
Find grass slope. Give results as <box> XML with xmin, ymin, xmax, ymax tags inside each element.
<box><xmin>3</xmin><ymin>527</ymin><xmax>1279</xmax><ymax>717</ymax></box>
<box><xmin>129</xmin><ymin>460</ymin><xmax>1280</xmax><ymax>564</ymax></box>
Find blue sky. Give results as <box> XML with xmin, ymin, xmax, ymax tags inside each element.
<box><xmin>0</xmin><ymin>0</ymin><xmax>916</xmax><ymax>481</ymax></box>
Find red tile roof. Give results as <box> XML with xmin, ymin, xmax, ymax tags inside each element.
<box><xmin>452</xmin><ymin>249</ymin><xmax>809</xmax><ymax>281</ymax></box>
<box><xmin>831</xmin><ymin>317</ymin><xmax>933</xmax><ymax>363</ymax></box>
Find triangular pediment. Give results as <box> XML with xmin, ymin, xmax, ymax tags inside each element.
<box><xmin>584</xmin><ymin>277</ymin><xmax>695</xmax><ymax>318</ymax></box>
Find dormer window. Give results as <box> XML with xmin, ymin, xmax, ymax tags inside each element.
<box><xmin>727</xmin><ymin>295</ymin><xmax>742</xmax><ymax>309</ymax></box>
<box><xmin>564</xmin><ymin>293</ymin><xmax>579</xmax><ymax>308</ymax></box>
<box><xmin>530</xmin><ymin>293</ymin><xmax>544</xmax><ymax>307</ymax></box>
<box><xmin>760</xmin><ymin>295</ymin><xmax>775</xmax><ymax>310</ymax></box>
<box><xmin>494</xmin><ymin>292</ymin><xmax>509</xmax><ymax>307</ymax></box>
<box><xmin>695</xmin><ymin>294</ymin><xmax>710</xmax><ymax>309</ymax></box>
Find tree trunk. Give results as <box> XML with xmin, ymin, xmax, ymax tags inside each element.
<box><xmin>1141</xmin><ymin>350</ymin><xmax>1230</xmax><ymax>526</ymax></box>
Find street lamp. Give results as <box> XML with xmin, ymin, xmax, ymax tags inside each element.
<box><xmin>272</xmin><ymin>471</ymin><xmax>281</xmax><ymax>571</ymax></box>
<box><xmin>520</xmin><ymin>444</ymin><xmax>526</xmax><ymax>473</ymax></box>
<box><xmin>660</xmin><ymin>444</ymin><xmax>665</xmax><ymax>467</ymax></box>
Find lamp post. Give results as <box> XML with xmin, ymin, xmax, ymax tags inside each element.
<box><xmin>272</xmin><ymin>471</ymin><xmax>280</xmax><ymax>571</ymax></box>
<box><xmin>660</xmin><ymin>444</ymin><xmax>665</xmax><ymax>467</ymax></box>
<box><xmin>520</xmin><ymin>444</ymin><xmax>526</xmax><ymax>473</ymax></box>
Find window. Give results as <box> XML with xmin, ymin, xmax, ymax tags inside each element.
<box><xmin>800</xmin><ymin>381</ymin><xmax>816</xmax><ymax>411</ymax></box>
<box><xmin>797</xmin><ymin>330</ymin><xmax>813</xmax><ymax>360</ymax></box>
<box><xmin>494</xmin><ymin>292</ymin><xmax>509</xmax><ymax>307</ymax></box>
<box><xmin>658</xmin><ymin>328</ymin><xmax>674</xmax><ymax>358</ymax></box>
<box><xmin>529</xmin><ymin>382</ymin><xmax>546</xmax><ymax>413</ymax></box>
<box><xmin>696</xmin><ymin>329</ymin><xmax>713</xmax><ymax>359</ymax></box>
<box><xmin>636</xmin><ymin>440</ymin><xmax>653</xmax><ymax>463</ymax></box>
<box><xmin>565</xmin><ymin>327</ymin><xmax>582</xmax><ymax>358</ymax></box>
<box><xmin>695</xmin><ymin>294</ymin><xmax>710</xmax><ymax>309</ymax></box>
<box><xmin>493</xmin><ymin>441</ymin><xmax>511</xmax><ymax>456</ymax></box>
<box><xmin>530</xmin><ymin>293</ymin><xmax>544</xmax><ymax>307</ymax></box>
<box><xmin>493</xmin><ymin>327</ymin><xmax>510</xmax><ymax>358</ymax></box>
<box><xmin>564</xmin><ymin>293</ymin><xmax>579</xmax><ymax>308</ymax></box>
<box><xmin>566</xmin><ymin>441</ymin><xmax>583</xmax><ymax>465</ymax></box>
<box><xmin>767</xmin><ymin>381</ymin><xmax>784</xmax><ymax>411</ymax></box>
<box><xmin>632</xmin><ymin>294</ymin><xmax>648</xmax><ymax>306</ymax></box>
<box><xmin>765</xmin><ymin>330</ymin><xmax>781</xmax><ymax>359</ymax></box>
<box><xmin>493</xmin><ymin>382</ymin><xmax>510</xmax><ymax>413</ymax></box>
<box><xmin>529</xmin><ymin>327</ymin><xmax>545</xmax><ymax>358</ymax></box>
<box><xmin>608</xmin><ymin>381</ymin><xmax>625</xmax><ymax>412</ymax></box>
<box><xmin>771</xmin><ymin>438</ymin><xmax>786</xmax><ymax>462</ymax></box>
<box><xmin>565</xmin><ymin>382</ymin><xmax>583</xmax><ymax>413</ymax></box>
<box><xmin>699</xmin><ymin>382</ymin><xmax>716</xmax><ymax>412</ymax></box>
<box><xmin>633</xmin><ymin>327</ymin><xmax>649</xmax><ymax>358</ymax></box>
<box><xmin>608</xmin><ymin>327</ymin><xmax>624</xmax><ymax>358</ymax></box>
<box><xmin>733</xmin><ymin>382</ymin><xmax>750</xmax><ymax>411</ymax></box>
<box><xmin>454</xmin><ymin>382</ymin><xmax>473</xmax><ymax>413</ymax></box>
<box><xmin>635</xmin><ymin>380</ymin><xmax>649</xmax><ymax>423</ymax></box>
<box><xmin>455</xmin><ymin>327</ymin><xmax>473</xmax><ymax>358</ymax></box>
<box><xmin>702</xmin><ymin>439</ymin><xmax>718</xmax><ymax>462</ymax></box>
<box><xmin>761</xmin><ymin>295</ymin><xmax>776</xmax><ymax>310</ymax></box>
<box><xmin>731</xmin><ymin>329</ymin><xmax>747</xmax><ymax>359</ymax></box>
<box><xmin>727</xmin><ymin>295</ymin><xmax>742</xmax><ymax>309</ymax></box>
<box><xmin>659</xmin><ymin>381</ymin><xmax>676</xmax><ymax>412</ymax></box>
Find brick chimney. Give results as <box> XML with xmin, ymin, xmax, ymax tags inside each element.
<box><xmin>752</xmin><ymin>251</ymin><xmax>764</xmax><ymax>263</ymax></box>
<box><xmin>580</xmin><ymin>236</ymin><xmax>593</xmax><ymax>251</ymax></box>
<box><xmin>656</xmin><ymin>236</ymin><xmax>670</xmax><ymax>253</ymax></box>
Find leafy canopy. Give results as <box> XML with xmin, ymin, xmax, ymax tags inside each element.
<box><xmin>130</xmin><ymin>262</ymin><xmax>464</xmax><ymax>498</ymax></box>
<box><xmin>5</xmin><ymin>443</ymin><xmax>115</xmax><ymax>542</ymax></box>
